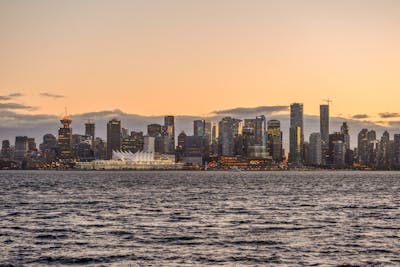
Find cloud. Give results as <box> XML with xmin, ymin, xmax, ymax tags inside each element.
<box><xmin>211</xmin><ymin>106</ymin><xmax>289</xmax><ymax>117</ymax></box>
<box><xmin>387</xmin><ymin>121</ymin><xmax>400</xmax><ymax>127</ymax></box>
<box><xmin>0</xmin><ymin>103</ymin><xmax>37</xmax><ymax>111</ymax></box>
<box><xmin>352</xmin><ymin>114</ymin><xmax>369</xmax><ymax>119</ymax></box>
<box><xmin>40</xmin><ymin>92</ymin><xmax>65</xmax><ymax>99</ymax></box>
<box><xmin>379</xmin><ymin>112</ymin><xmax>400</xmax><ymax>118</ymax></box>
<box><xmin>0</xmin><ymin>93</ymin><xmax>23</xmax><ymax>101</ymax></box>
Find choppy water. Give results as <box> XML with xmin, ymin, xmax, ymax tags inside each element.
<box><xmin>0</xmin><ymin>171</ymin><xmax>399</xmax><ymax>266</ymax></box>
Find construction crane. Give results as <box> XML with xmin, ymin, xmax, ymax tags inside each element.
<box><xmin>323</xmin><ymin>99</ymin><xmax>333</xmax><ymax>106</ymax></box>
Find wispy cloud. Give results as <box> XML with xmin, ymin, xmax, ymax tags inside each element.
<box><xmin>40</xmin><ymin>92</ymin><xmax>65</xmax><ymax>99</ymax></box>
<box><xmin>0</xmin><ymin>103</ymin><xmax>37</xmax><ymax>111</ymax></box>
<box><xmin>0</xmin><ymin>93</ymin><xmax>23</xmax><ymax>101</ymax></box>
<box><xmin>379</xmin><ymin>112</ymin><xmax>400</xmax><ymax>118</ymax></box>
<box><xmin>211</xmin><ymin>106</ymin><xmax>289</xmax><ymax>117</ymax></box>
<box><xmin>352</xmin><ymin>114</ymin><xmax>369</xmax><ymax>119</ymax></box>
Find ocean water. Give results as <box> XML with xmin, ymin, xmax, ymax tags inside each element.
<box><xmin>0</xmin><ymin>170</ymin><xmax>399</xmax><ymax>266</ymax></box>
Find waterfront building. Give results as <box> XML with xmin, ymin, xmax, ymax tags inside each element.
<box><xmin>147</xmin><ymin>124</ymin><xmax>163</xmax><ymax>137</ymax></box>
<box><xmin>289</xmin><ymin>103</ymin><xmax>304</xmax><ymax>164</ymax></box>
<box><xmin>309</xmin><ymin>132</ymin><xmax>322</xmax><ymax>166</ymax></box>
<box><xmin>14</xmin><ymin>136</ymin><xmax>29</xmax><ymax>161</ymax></box>
<box><xmin>328</xmin><ymin>132</ymin><xmax>345</xmax><ymax>167</ymax></box>
<box><xmin>194</xmin><ymin>120</ymin><xmax>206</xmax><ymax>137</ymax></box>
<box><xmin>1</xmin><ymin>140</ymin><xmax>11</xmax><ymax>160</ymax></box>
<box><xmin>58</xmin><ymin>114</ymin><xmax>73</xmax><ymax>160</ymax></box>
<box><xmin>163</xmin><ymin>116</ymin><xmax>175</xmax><ymax>154</ymax></box>
<box><xmin>106</xmin><ymin>118</ymin><xmax>121</xmax><ymax>160</ymax></box>
<box><xmin>267</xmin><ymin>120</ymin><xmax>283</xmax><ymax>162</ymax></box>
<box><xmin>85</xmin><ymin>121</ymin><xmax>95</xmax><ymax>142</ymax></box>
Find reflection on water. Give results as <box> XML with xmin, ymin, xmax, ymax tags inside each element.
<box><xmin>0</xmin><ymin>171</ymin><xmax>399</xmax><ymax>266</ymax></box>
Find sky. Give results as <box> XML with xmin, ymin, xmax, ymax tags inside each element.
<box><xmin>1</xmin><ymin>0</ymin><xmax>400</xmax><ymax>123</ymax></box>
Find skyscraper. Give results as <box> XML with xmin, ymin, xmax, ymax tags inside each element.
<box><xmin>194</xmin><ymin>120</ymin><xmax>206</xmax><ymax>137</ymax></box>
<box><xmin>328</xmin><ymin>132</ymin><xmax>345</xmax><ymax>167</ymax></box>
<box><xmin>218</xmin><ymin>117</ymin><xmax>236</xmax><ymax>156</ymax></box>
<box><xmin>1</xmin><ymin>140</ymin><xmax>11</xmax><ymax>159</ymax></box>
<box><xmin>309</xmin><ymin>132</ymin><xmax>322</xmax><ymax>166</ymax></box>
<box><xmin>58</xmin><ymin>114</ymin><xmax>73</xmax><ymax>160</ymax></box>
<box><xmin>163</xmin><ymin>116</ymin><xmax>175</xmax><ymax>154</ymax></box>
<box><xmin>267</xmin><ymin>120</ymin><xmax>283</xmax><ymax>162</ymax></box>
<box><xmin>340</xmin><ymin>122</ymin><xmax>350</xmax><ymax>150</ymax></box>
<box><xmin>106</xmin><ymin>118</ymin><xmax>121</xmax><ymax>159</ymax></box>
<box><xmin>320</xmin><ymin>104</ymin><xmax>330</xmax><ymax>146</ymax></box>
<box><xmin>255</xmin><ymin>115</ymin><xmax>266</xmax><ymax>146</ymax></box>
<box><xmin>289</xmin><ymin>103</ymin><xmax>304</xmax><ymax>164</ymax></box>
<box><xmin>85</xmin><ymin>121</ymin><xmax>95</xmax><ymax>142</ymax></box>
<box><xmin>14</xmin><ymin>136</ymin><xmax>29</xmax><ymax>161</ymax></box>
<box><xmin>147</xmin><ymin>124</ymin><xmax>162</xmax><ymax>137</ymax></box>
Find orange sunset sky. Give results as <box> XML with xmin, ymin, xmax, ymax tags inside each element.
<box><xmin>1</xmin><ymin>0</ymin><xmax>400</xmax><ymax>121</ymax></box>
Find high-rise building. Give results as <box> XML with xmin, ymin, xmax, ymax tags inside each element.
<box><xmin>267</xmin><ymin>120</ymin><xmax>283</xmax><ymax>162</ymax></box>
<box><xmin>194</xmin><ymin>120</ymin><xmax>206</xmax><ymax>137</ymax></box>
<box><xmin>163</xmin><ymin>116</ymin><xmax>175</xmax><ymax>154</ymax></box>
<box><xmin>218</xmin><ymin>117</ymin><xmax>236</xmax><ymax>156</ymax></box>
<box><xmin>106</xmin><ymin>118</ymin><xmax>121</xmax><ymax>159</ymax></box>
<box><xmin>309</xmin><ymin>133</ymin><xmax>322</xmax><ymax>166</ymax></box>
<box><xmin>1</xmin><ymin>140</ymin><xmax>11</xmax><ymax>159</ymax></box>
<box><xmin>255</xmin><ymin>115</ymin><xmax>266</xmax><ymax>146</ymax></box>
<box><xmin>378</xmin><ymin>131</ymin><xmax>390</xmax><ymax>168</ymax></box>
<box><xmin>328</xmin><ymin>132</ymin><xmax>345</xmax><ymax>167</ymax></box>
<box><xmin>58</xmin><ymin>114</ymin><xmax>73</xmax><ymax>160</ymax></box>
<box><xmin>393</xmin><ymin>134</ymin><xmax>400</xmax><ymax>168</ymax></box>
<box><xmin>14</xmin><ymin>136</ymin><xmax>29</xmax><ymax>161</ymax></box>
<box><xmin>340</xmin><ymin>122</ymin><xmax>350</xmax><ymax>150</ymax></box>
<box><xmin>320</xmin><ymin>105</ymin><xmax>329</xmax><ymax>146</ymax></box>
<box><xmin>40</xmin><ymin>134</ymin><xmax>57</xmax><ymax>162</ymax></box>
<box><xmin>289</xmin><ymin>103</ymin><xmax>304</xmax><ymax>164</ymax></box>
<box><xmin>358</xmin><ymin>129</ymin><xmax>369</xmax><ymax>166</ymax></box>
<box><xmin>85</xmin><ymin>121</ymin><xmax>95</xmax><ymax>143</ymax></box>
<box><xmin>147</xmin><ymin>124</ymin><xmax>163</xmax><ymax>137</ymax></box>
<box><xmin>143</xmin><ymin>136</ymin><xmax>155</xmax><ymax>153</ymax></box>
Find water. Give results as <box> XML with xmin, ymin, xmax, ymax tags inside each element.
<box><xmin>0</xmin><ymin>171</ymin><xmax>399</xmax><ymax>266</ymax></box>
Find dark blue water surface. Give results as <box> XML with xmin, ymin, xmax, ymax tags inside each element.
<box><xmin>0</xmin><ymin>171</ymin><xmax>399</xmax><ymax>266</ymax></box>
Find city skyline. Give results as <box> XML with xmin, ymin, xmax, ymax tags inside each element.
<box><xmin>1</xmin><ymin>0</ymin><xmax>400</xmax><ymax>121</ymax></box>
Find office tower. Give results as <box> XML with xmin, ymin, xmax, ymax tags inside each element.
<box><xmin>210</xmin><ymin>121</ymin><xmax>219</xmax><ymax>155</ymax></box>
<box><xmin>357</xmin><ymin>129</ymin><xmax>369</xmax><ymax>166</ymax></box>
<box><xmin>320</xmin><ymin>105</ymin><xmax>329</xmax><ymax>146</ymax></box>
<box><xmin>378</xmin><ymin>131</ymin><xmax>390</xmax><ymax>168</ymax></box>
<box><xmin>131</xmin><ymin>131</ymin><xmax>144</xmax><ymax>152</ymax></box>
<box><xmin>93</xmin><ymin>138</ymin><xmax>107</xmax><ymax>160</ymax></box>
<box><xmin>121</xmin><ymin>128</ymin><xmax>129</xmax><ymax>139</ymax></box>
<box><xmin>40</xmin><ymin>134</ymin><xmax>57</xmax><ymax>162</ymax></box>
<box><xmin>218</xmin><ymin>117</ymin><xmax>236</xmax><ymax>156</ymax></box>
<box><xmin>340</xmin><ymin>122</ymin><xmax>350</xmax><ymax>150</ymax></box>
<box><xmin>194</xmin><ymin>120</ymin><xmax>206</xmax><ymax>137</ymax></box>
<box><xmin>85</xmin><ymin>121</ymin><xmax>95</xmax><ymax>142</ymax></box>
<box><xmin>183</xmin><ymin>135</ymin><xmax>209</xmax><ymax>165</ymax></box>
<box><xmin>1</xmin><ymin>140</ymin><xmax>11</xmax><ymax>159</ymax></box>
<box><xmin>106</xmin><ymin>118</ymin><xmax>121</xmax><ymax>159</ymax></box>
<box><xmin>58</xmin><ymin>114</ymin><xmax>73</xmax><ymax>160</ymax></box>
<box><xmin>393</xmin><ymin>134</ymin><xmax>400</xmax><ymax>168</ymax></box>
<box><xmin>27</xmin><ymin>138</ymin><xmax>37</xmax><ymax>152</ymax></box>
<box><xmin>143</xmin><ymin>136</ymin><xmax>155</xmax><ymax>153</ymax></box>
<box><xmin>309</xmin><ymin>133</ymin><xmax>322</xmax><ymax>166</ymax></box>
<box><xmin>163</xmin><ymin>116</ymin><xmax>175</xmax><ymax>154</ymax></box>
<box><xmin>255</xmin><ymin>115</ymin><xmax>266</xmax><ymax>146</ymax></box>
<box><xmin>328</xmin><ymin>132</ymin><xmax>345</xmax><ymax>167</ymax></box>
<box><xmin>14</xmin><ymin>136</ymin><xmax>29</xmax><ymax>161</ymax></box>
<box><xmin>367</xmin><ymin>130</ymin><xmax>377</xmax><ymax>167</ymax></box>
<box><xmin>267</xmin><ymin>120</ymin><xmax>283</xmax><ymax>162</ymax></box>
<box><xmin>289</xmin><ymin>103</ymin><xmax>304</xmax><ymax>164</ymax></box>
<box><xmin>147</xmin><ymin>124</ymin><xmax>163</xmax><ymax>137</ymax></box>
<box><xmin>176</xmin><ymin>131</ymin><xmax>187</xmax><ymax>162</ymax></box>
